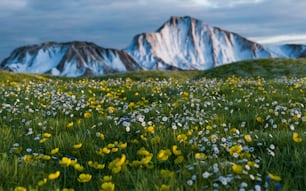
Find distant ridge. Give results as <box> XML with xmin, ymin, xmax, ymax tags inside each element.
<box><xmin>1</xmin><ymin>16</ymin><xmax>306</xmax><ymax>77</ymax></box>
<box><xmin>0</xmin><ymin>41</ymin><xmax>141</xmax><ymax>77</ymax></box>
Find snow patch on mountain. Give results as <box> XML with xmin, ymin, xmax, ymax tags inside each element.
<box><xmin>125</xmin><ymin>16</ymin><xmax>273</xmax><ymax>70</ymax></box>
<box><xmin>266</xmin><ymin>44</ymin><xmax>306</xmax><ymax>58</ymax></box>
<box><xmin>0</xmin><ymin>42</ymin><xmax>141</xmax><ymax>77</ymax></box>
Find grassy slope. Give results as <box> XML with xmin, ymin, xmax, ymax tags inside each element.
<box><xmin>197</xmin><ymin>58</ymin><xmax>306</xmax><ymax>79</ymax></box>
<box><xmin>0</xmin><ymin>58</ymin><xmax>305</xmax><ymax>191</ymax></box>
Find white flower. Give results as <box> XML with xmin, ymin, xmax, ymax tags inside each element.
<box><xmin>202</xmin><ymin>171</ymin><xmax>211</xmax><ymax>179</ymax></box>
<box><xmin>162</xmin><ymin>116</ymin><xmax>168</xmax><ymax>122</ymax></box>
<box><xmin>187</xmin><ymin>180</ymin><xmax>193</xmax><ymax>186</ymax></box>
<box><xmin>269</xmin><ymin>144</ymin><xmax>275</xmax><ymax>150</ymax></box>
<box><xmin>26</xmin><ymin>148</ymin><xmax>32</xmax><ymax>153</ymax></box>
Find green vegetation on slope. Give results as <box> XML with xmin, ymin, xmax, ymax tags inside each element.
<box><xmin>197</xmin><ymin>58</ymin><xmax>306</xmax><ymax>79</ymax></box>
<box><xmin>0</xmin><ymin>58</ymin><xmax>305</xmax><ymax>191</ymax></box>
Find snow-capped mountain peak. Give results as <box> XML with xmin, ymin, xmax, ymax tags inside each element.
<box><xmin>1</xmin><ymin>41</ymin><xmax>141</xmax><ymax>77</ymax></box>
<box><xmin>125</xmin><ymin>16</ymin><xmax>273</xmax><ymax>70</ymax></box>
<box><xmin>1</xmin><ymin>16</ymin><xmax>306</xmax><ymax>77</ymax></box>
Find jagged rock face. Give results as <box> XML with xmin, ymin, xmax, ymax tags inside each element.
<box><xmin>0</xmin><ymin>41</ymin><xmax>142</xmax><ymax>77</ymax></box>
<box><xmin>125</xmin><ymin>16</ymin><xmax>273</xmax><ymax>70</ymax></box>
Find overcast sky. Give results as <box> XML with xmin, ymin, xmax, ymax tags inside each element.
<box><xmin>1</xmin><ymin>0</ymin><xmax>306</xmax><ymax>60</ymax></box>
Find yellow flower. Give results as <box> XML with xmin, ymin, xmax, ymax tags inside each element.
<box><xmin>77</xmin><ymin>173</ymin><xmax>92</xmax><ymax>183</ymax></box>
<box><xmin>102</xmin><ymin>147</ymin><xmax>111</xmax><ymax>154</ymax></box>
<box><xmin>130</xmin><ymin>160</ymin><xmax>142</xmax><ymax>167</ymax></box>
<box><xmin>137</xmin><ymin>147</ymin><xmax>151</xmax><ymax>156</ymax></box>
<box><xmin>59</xmin><ymin>157</ymin><xmax>77</xmax><ymax>166</ymax></box>
<box><xmin>39</xmin><ymin>138</ymin><xmax>48</xmax><ymax>144</ymax></box>
<box><xmin>247</xmin><ymin>161</ymin><xmax>259</xmax><ymax>168</ymax></box>
<box><xmin>158</xmin><ymin>184</ymin><xmax>170</xmax><ymax>191</ymax></box>
<box><xmin>84</xmin><ymin>112</ymin><xmax>92</xmax><ymax>119</ymax></box>
<box><xmin>14</xmin><ymin>186</ymin><xmax>27</xmax><ymax>191</ymax></box>
<box><xmin>37</xmin><ymin>178</ymin><xmax>47</xmax><ymax>186</ymax></box>
<box><xmin>177</xmin><ymin>134</ymin><xmax>187</xmax><ymax>142</ymax></box>
<box><xmin>41</xmin><ymin>155</ymin><xmax>51</xmax><ymax>160</ymax></box>
<box><xmin>141</xmin><ymin>154</ymin><xmax>153</xmax><ymax>165</ymax></box>
<box><xmin>60</xmin><ymin>157</ymin><xmax>72</xmax><ymax>166</ymax></box>
<box><xmin>101</xmin><ymin>182</ymin><xmax>115</xmax><ymax>191</ymax></box>
<box><xmin>206</xmin><ymin>125</ymin><xmax>213</xmax><ymax>130</ymax></box>
<box><xmin>187</xmin><ymin>130</ymin><xmax>193</xmax><ymax>135</ymax></box>
<box><xmin>107</xmin><ymin>106</ymin><xmax>116</xmax><ymax>113</ymax></box>
<box><xmin>195</xmin><ymin>153</ymin><xmax>207</xmax><ymax>160</ymax></box>
<box><xmin>88</xmin><ymin>161</ymin><xmax>105</xmax><ymax>170</ymax></box>
<box><xmin>160</xmin><ymin>169</ymin><xmax>175</xmax><ymax>178</ymax></box>
<box><xmin>66</xmin><ymin>122</ymin><xmax>74</xmax><ymax>128</ymax></box>
<box><xmin>114</xmin><ymin>154</ymin><xmax>126</xmax><ymax>167</ymax></box>
<box><xmin>229</xmin><ymin>145</ymin><xmax>243</xmax><ymax>155</ymax></box>
<box><xmin>101</xmin><ymin>175</ymin><xmax>112</xmax><ymax>182</ymax></box>
<box><xmin>182</xmin><ymin>91</ymin><xmax>189</xmax><ymax>97</ymax></box>
<box><xmin>95</xmin><ymin>163</ymin><xmax>106</xmax><ymax>170</ymax></box>
<box><xmin>23</xmin><ymin>155</ymin><xmax>33</xmax><ymax>162</ymax></box>
<box><xmin>111</xmin><ymin>147</ymin><xmax>119</xmax><ymax>153</ymax></box>
<box><xmin>128</xmin><ymin>102</ymin><xmax>135</xmax><ymax>108</ymax></box>
<box><xmin>256</xmin><ymin>116</ymin><xmax>264</xmax><ymax>123</ymax></box>
<box><xmin>51</xmin><ymin>148</ymin><xmax>59</xmax><ymax>155</ymax></box>
<box><xmin>107</xmin><ymin>143</ymin><xmax>115</xmax><ymax>148</ymax></box>
<box><xmin>232</xmin><ymin>164</ymin><xmax>243</xmax><ymax>174</ymax></box>
<box><xmin>96</xmin><ymin>132</ymin><xmax>105</xmax><ymax>140</ymax></box>
<box><xmin>174</xmin><ymin>156</ymin><xmax>184</xmax><ymax>164</ymax></box>
<box><xmin>293</xmin><ymin>133</ymin><xmax>302</xmax><ymax>143</ymax></box>
<box><xmin>119</xmin><ymin>142</ymin><xmax>127</xmax><ymax>149</ymax></box>
<box><xmin>43</xmin><ymin>133</ymin><xmax>52</xmax><ymax>138</ymax></box>
<box><xmin>157</xmin><ymin>149</ymin><xmax>172</xmax><ymax>161</ymax></box>
<box><xmin>48</xmin><ymin>170</ymin><xmax>60</xmax><ymax>180</ymax></box>
<box><xmin>268</xmin><ymin>173</ymin><xmax>282</xmax><ymax>182</ymax></box>
<box><xmin>74</xmin><ymin>163</ymin><xmax>85</xmax><ymax>172</ymax></box>
<box><xmin>77</xmin><ymin>119</ymin><xmax>82</xmax><ymax>125</ymax></box>
<box><xmin>62</xmin><ymin>188</ymin><xmax>75</xmax><ymax>191</ymax></box>
<box><xmin>111</xmin><ymin>166</ymin><xmax>122</xmax><ymax>174</ymax></box>
<box><xmin>73</xmin><ymin>143</ymin><xmax>83</xmax><ymax>149</ymax></box>
<box><xmin>230</xmin><ymin>128</ymin><xmax>239</xmax><ymax>134</ymax></box>
<box><xmin>244</xmin><ymin>134</ymin><xmax>252</xmax><ymax>143</ymax></box>
<box><xmin>172</xmin><ymin>145</ymin><xmax>182</xmax><ymax>156</ymax></box>
<box><xmin>108</xmin><ymin>154</ymin><xmax>126</xmax><ymax>174</ymax></box>
<box><xmin>140</xmin><ymin>134</ymin><xmax>147</xmax><ymax>141</ymax></box>
<box><xmin>151</xmin><ymin>136</ymin><xmax>160</xmax><ymax>144</ymax></box>
<box><xmin>146</xmin><ymin>126</ymin><xmax>155</xmax><ymax>133</ymax></box>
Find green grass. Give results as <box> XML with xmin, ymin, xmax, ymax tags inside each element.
<box><xmin>197</xmin><ymin>58</ymin><xmax>306</xmax><ymax>79</ymax></box>
<box><xmin>0</xmin><ymin>58</ymin><xmax>305</xmax><ymax>191</ymax></box>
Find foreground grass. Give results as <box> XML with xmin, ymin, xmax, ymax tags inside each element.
<box><xmin>0</xmin><ymin>59</ymin><xmax>305</xmax><ymax>191</ymax></box>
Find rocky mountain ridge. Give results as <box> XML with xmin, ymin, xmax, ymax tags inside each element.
<box><xmin>1</xmin><ymin>16</ymin><xmax>305</xmax><ymax>77</ymax></box>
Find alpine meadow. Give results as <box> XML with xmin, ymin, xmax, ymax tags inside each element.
<box><xmin>0</xmin><ymin>59</ymin><xmax>305</xmax><ymax>191</ymax></box>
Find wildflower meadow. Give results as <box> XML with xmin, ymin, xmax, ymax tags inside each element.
<box><xmin>0</xmin><ymin>59</ymin><xmax>305</xmax><ymax>191</ymax></box>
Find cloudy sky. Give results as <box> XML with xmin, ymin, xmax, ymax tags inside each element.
<box><xmin>1</xmin><ymin>0</ymin><xmax>306</xmax><ymax>60</ymax></box>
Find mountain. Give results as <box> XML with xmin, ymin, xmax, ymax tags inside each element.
<box><xmin>1</xmin><ymin>16</ymin><xmax>306</xmax><ymax>77</ymax></box>
<box><xmin>266</xmin><ymin>44</ymin><xmax>306</xmax><ymax>58</ymax></box>
<box><xmin>0</xmin><ymin>41</ymin><xmax>141</xmax><ymax>77</ymax></box>
<box><xmin>124</xmin><ymin>16</ymin><xmax>274</xmax><ymax>70</ymax></box>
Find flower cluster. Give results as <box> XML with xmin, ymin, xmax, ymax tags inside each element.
<box><xmin>0</xmin><ymin>75</ymin><xmax>305</xmax><ymax>190</ymax></box>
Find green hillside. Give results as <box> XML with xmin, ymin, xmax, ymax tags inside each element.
<box><xmin>197</xmin><ymin>58</ymin><xmax>306</xmax><ymax>79</ymax></box>
<box><xmin>0</xmin><ymin>59</ymin><xmax>305</xmax><ymax>191</ymax></box>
